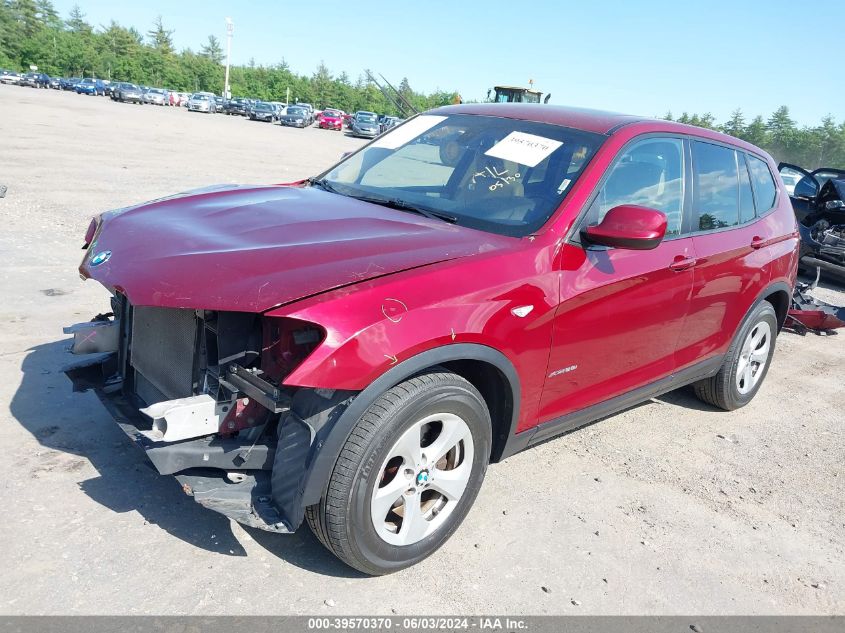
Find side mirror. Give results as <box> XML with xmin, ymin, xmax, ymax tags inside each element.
<box><xmin>340</xmin><ymin>151</ymin><xmax>353</xmax><ymax>160</ymax></box>
<box><xmin>582</xmin><ymin>205</ymin><xmax>667</xmax><ymax>250</ymax></box>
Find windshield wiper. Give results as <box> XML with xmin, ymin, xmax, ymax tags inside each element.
<box><xmin>349</xmin><ymin>194</ymin><xmax>458</xmax><ymax>224</ymax></box>
<box><xmin>307</xmin><ymin>177</ymin><xmax>339</xmax><ymax>194</ymax></box>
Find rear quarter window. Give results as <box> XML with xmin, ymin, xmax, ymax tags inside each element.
<box><xmin>746</xmin><ymin>154</ymin><xmax>777</xmax><ymax>213</ymax></box>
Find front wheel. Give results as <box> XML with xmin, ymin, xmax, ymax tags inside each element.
<box><xmin>693</xmin><ymin>301</ymin><xmax>778</xmax><ymax>410</ymax></box>
<box><xmin>306</xmin><ymin>368</ymin><xmax>491</xmax><ymax>575</ymax></box>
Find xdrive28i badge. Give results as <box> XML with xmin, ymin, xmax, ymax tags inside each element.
<box><xmin>89</xmin><ymin>250</ymin><xmax>111</xmax><ymax>266</ymax></box>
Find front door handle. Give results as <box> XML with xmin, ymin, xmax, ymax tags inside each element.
<box><xmin>669</xmin><ymin>255</ymin><xmax>697</xmax><ymax>272</ymax></box>
<box><xmin>750</xmin><ymin>236</ymin><xmax>766</xmax><ymax>249</ymax></box>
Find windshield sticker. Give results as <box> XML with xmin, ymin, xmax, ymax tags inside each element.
<box><xmin>471</xmin><ymin>165</ymin><xmax>521</xmax><ymax>192</ymax></box>
<box><xmin>371</xmin><ymin>115</ymin><xmax>447</xmax><ymax>150</ymax></box>
<box><xmin>557</xmin><ymin>178</ymin><xmax>572</xmax><ymax>194</ymax></box>
<box><xmin>484</xmin><ymin>131</ymin><xmax>563</xmax><ymax>168</ymax></box>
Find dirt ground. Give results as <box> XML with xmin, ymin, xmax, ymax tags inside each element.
<box><xmin>0</xmin><ymin>85</ymin><xmax>843</xmax><ymax>615</ymax></box>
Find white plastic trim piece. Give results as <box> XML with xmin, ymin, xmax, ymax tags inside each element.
<box><xmin>139</xmin><ymin>394</ymin><xmax>228</xmax><ymax>443</ymax></box>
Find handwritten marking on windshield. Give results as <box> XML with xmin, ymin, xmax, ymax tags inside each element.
<box><xmin>471</xmin><ymin>165</ymin><xmax>521</xmax><ymax>192</ymax></box>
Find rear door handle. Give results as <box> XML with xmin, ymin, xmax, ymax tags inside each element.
<box><xmin>669</xmin><ymin>256</ymin><xmax>697</xmax><ymax>272</ymax></box>
<box><xmin>750</xmin><ymin>236</ymin><xmax>766</xmax><ymax>249</ymax></box>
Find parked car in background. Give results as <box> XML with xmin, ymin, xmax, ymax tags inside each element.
<box><xmin>49</xmin><ymin>76</ymin><xmax>62</xmax><ymax>89</ymax></box>
<box><xmin>279</xmin><ymin>105</ymin><xmax>310</xmax><ymax>128</ymax></box>
<box><xmin>350</xmin><ymin>111</ymin><xmax>379</xmax><ymax>138</ymax></box>
<box><xmin>243</xmin><ymin>99</ymin><xmax>259</xmax><ymax>117</ymax></box>
<box><xmin>223</xmin><ymin>97</ymin><xmax>249</xmax><ymax>116</ymax></box>
<box><xmin>21</xmin><ymin>72</ymin><xmax>50</xmax><ymax>88</ymax></box>
<box><xmin>60</xmin><ymin>77</ymin><xmax>79</xmax><ymax>90</ymax></box>
<box><xmin>143</xmin><ymin>88</ymin><xmax>169</xmax><ymax>106</ymax></box>
<box><xmin>318</xmin><ymin>109</ymin><xmax>344</xmax><ymax>131</ymax></box>
<box><xmin>214</xmin><ymin>96</ymin><xmax>226</xmax><ymax>112</ymax></box>
<box><xmin>66</xmin><ymin>104</ymin><xmax>798</xmax><ymax>576</ymax></box>
<box><xmin>248</xmin><ymin>101</ymin><xmax>278</xmax><ymax>122</ymax></box>
<box><xmin>295</xmin><ymin>102</ymin><xmax>315</xmax><ymax>124</ymax></box>
<box><xmin>76</xmin><ymin>78</ymin><xmax>105</xmax><ymax>95</ymax></box>
<box><xmin>779</xmin><ymin>170</ymin><xmax>802</xmax><ymax>196</ymax></box>
<box><xmin>187</xmin><ymin>92</ymin><xmax>217</xmax><ymax>113</ymax></box>
<box><xmin>0</xmin><ymin>71</ymin><xmax>22</xmax><ymax>85</ymax></box>
<box><xmin>113</xmin><ymin>82</ymin><xmax>144</xmax><ymax>104</ymax></box>
<box><xmin>380</xmin><ymin>116</ymin><xmax>403</xmax><ymax>133</ymax></box>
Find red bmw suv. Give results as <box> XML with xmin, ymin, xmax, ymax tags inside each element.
<box><xmin>66</xmin><ymin>104</ymin><xmax>799</xmax><ymax>574</ymax></box>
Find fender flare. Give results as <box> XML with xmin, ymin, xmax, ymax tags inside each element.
<box><xmin>751</xmin><ymin>280</ymin><xmax>793</xmax><ymax>330</ymax></box>
<box><xmin>299</xmin><ymin>343</ymin><xmax>521</xmax><ymax>508</ymax></box>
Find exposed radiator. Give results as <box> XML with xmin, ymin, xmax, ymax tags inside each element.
<box><xmin>130</xmin><ymin>306</ymin><xmax>198</xmax><ymax>403</ymax></box>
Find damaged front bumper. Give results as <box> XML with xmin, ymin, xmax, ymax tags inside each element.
<box><xmin>62</xmin><ymin>307</ymin><xmax>332</xmax><ymax>534</ymax></box>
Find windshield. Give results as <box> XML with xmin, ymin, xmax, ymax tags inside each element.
<box><xmin>287</xmin><ymin>108</ymin><xmax>305</xmax><ymax>116</ymax></box>
<box><xmin>320</xmin><ymin>113</ymin><xmax>603</xmax><ymax>237</ymax></box>
<box><xmin>357</xmin><ymin>114</ymin><xmax>377</xmax><ymax>123</ymax></box>
<box><xmin>255</xmin><ymin>103</ymin><xmax>272</xmax><ymax>111</ymax></box>
<box><xmin>192</xmin><ymin>94</ymin><xmax>209</xmax><ymax>101</ymax></box>
<box><xmin>126</xmin><ymin>84</ymin><xmax>139</xmax><ymax>90</ymax></box>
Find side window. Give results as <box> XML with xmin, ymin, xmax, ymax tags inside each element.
<box><xmin>585</xmin><ymin>137</ymin><xmax>684</xmax><ymax>236</ymax></box>
<box><xmin>746</xmin><ymin>154</ymin><xmax>777</xmax><ymax>213</ymax></box>
<box><xmin>738</xmin><ymin>153</ymin><xmax>756</xmax><ymax>223</ymax></box>
<box><xmin>692</xmin><ymin>141</ymin><xmax>738</xmax><ymax>230</ymax></box>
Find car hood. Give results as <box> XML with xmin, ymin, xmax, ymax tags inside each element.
<box><xmin>82</xmin><ymin>184</ymin><xmax>515</xmax><ymax>312</ymax></box>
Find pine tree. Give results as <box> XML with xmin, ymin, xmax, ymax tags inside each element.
<box><xmin>66</xmin><ymin>4</ymin><xmax>89</xmax><ymax>33</ymax></box>
<box><xmin>742</xmin><ymin>115</ymin><xmax>769</xmax><ymax>148</ymax></box>
<box><xmin>147</xmin><ymin>15</ymin><xmax>173</xmax><ymax>55</ymax></box>
<box><xmin>722</xmin><ymin>109</ymin><xmax>746</xmax><ymax>138</ymax></box>
<box><xmin>200</xmin><ymin>34</ymin><xmax>223</xmax><ymax>64</ymax></box>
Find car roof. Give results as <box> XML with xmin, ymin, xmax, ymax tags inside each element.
<box><xmin>430</xmin><ymin>104</ymin><xmax>642</xmax><ymax>134</ymax></box>
<box><xmin>429</xmin><ymin>103</ymin><xmax>766</xmax><ymax>153</ymax></box>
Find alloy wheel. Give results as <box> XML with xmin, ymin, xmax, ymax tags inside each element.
<box><xmin>370</xmin><ymin>412</ymin><xmax>474</xmax><ymax>546</ymax></box>
<box><xmin>736</xmin><ymin>321</ymin><xmax>771</xmax><ymax>395</ymax></box>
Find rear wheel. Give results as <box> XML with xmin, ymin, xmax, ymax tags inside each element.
<box><xmin>693</xmin><ymin>301</ymin><xmax>778</xmax><ymax>410</ymax></box>
<box><xmin>306</xmin><ymin>369</ymin><xmax>490</xmax><ymax>575</ymax></box>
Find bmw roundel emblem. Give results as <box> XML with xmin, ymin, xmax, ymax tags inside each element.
<box><xmin>90</xmin><ymin>250</ymin><xmax>111</xmax><ymax>266</ymax></box>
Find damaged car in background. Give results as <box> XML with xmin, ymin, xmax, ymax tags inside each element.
<box><xmin>778</xmin><ymin>163</ymin><xmax>845</xmax><ymax>334</ymax></box>
<box><xmin>65</xmin><ymin>105</ymin><xmax>799</xmax><ymax>575</ymax></box>
<box><xmin>780</xmin><ymin>163</ymin><xmax>845</xmax><ymax>282</ymax></box>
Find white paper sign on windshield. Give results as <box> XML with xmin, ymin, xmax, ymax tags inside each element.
<box><xmin>484</xmin><ymin>131</ymin><xmax>563</xmax><ymax>167</ymax></box>
<box><xmin>370</xmin><ymin>115</ymin><xmax>448</xmax><ymax>150</ymax></box>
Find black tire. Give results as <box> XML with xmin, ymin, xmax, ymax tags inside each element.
<box><xmin>306</xmin><ymin>368</ymin><xmax>491</xmax><ymax>575</ymax></box>
<box><xmin>693</xmin><ymin>301</ymin><xmax>778</xmax><ymax>411</ymax></box>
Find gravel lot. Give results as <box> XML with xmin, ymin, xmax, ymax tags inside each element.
<box><xmin>1</xmin><ymin>85</ymin><xmax>843</xmax><ymax>615</ymax></box>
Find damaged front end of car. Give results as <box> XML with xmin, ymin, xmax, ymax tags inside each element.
<box><xmin>784</xmin><ymin>164</ymin><xmax>845</xmax><ymax>281</ymax></box>
<box><xmin>63</xmin><ymin>297</ymin><xmax>349</xmax><ymax>532</ymax></box>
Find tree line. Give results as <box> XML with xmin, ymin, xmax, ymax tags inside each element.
<box><xmin>664</xmin><ymin>107</ymin><xmax>843</xmax><ymax>170</ymax></box>
<box><xmin>0</xmin><ymin>1</ymin><xmax>458</xmax><ymax>115</ymax></box>
<box><xmin>2</xmin><ymin>1</ymin><xmax>842</xmax><ymax>169</ymax></box>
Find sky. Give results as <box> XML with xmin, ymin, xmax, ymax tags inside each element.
<box><xmin>51</xmin><ymin>0</ymin><xmax>843</xmax><ymax>127</ymax></box>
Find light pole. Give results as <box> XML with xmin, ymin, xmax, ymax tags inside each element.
<box><xmin>223</xmin><ymin>17</ymin><xmax>234</xmax><ymax>99</ymax></box>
